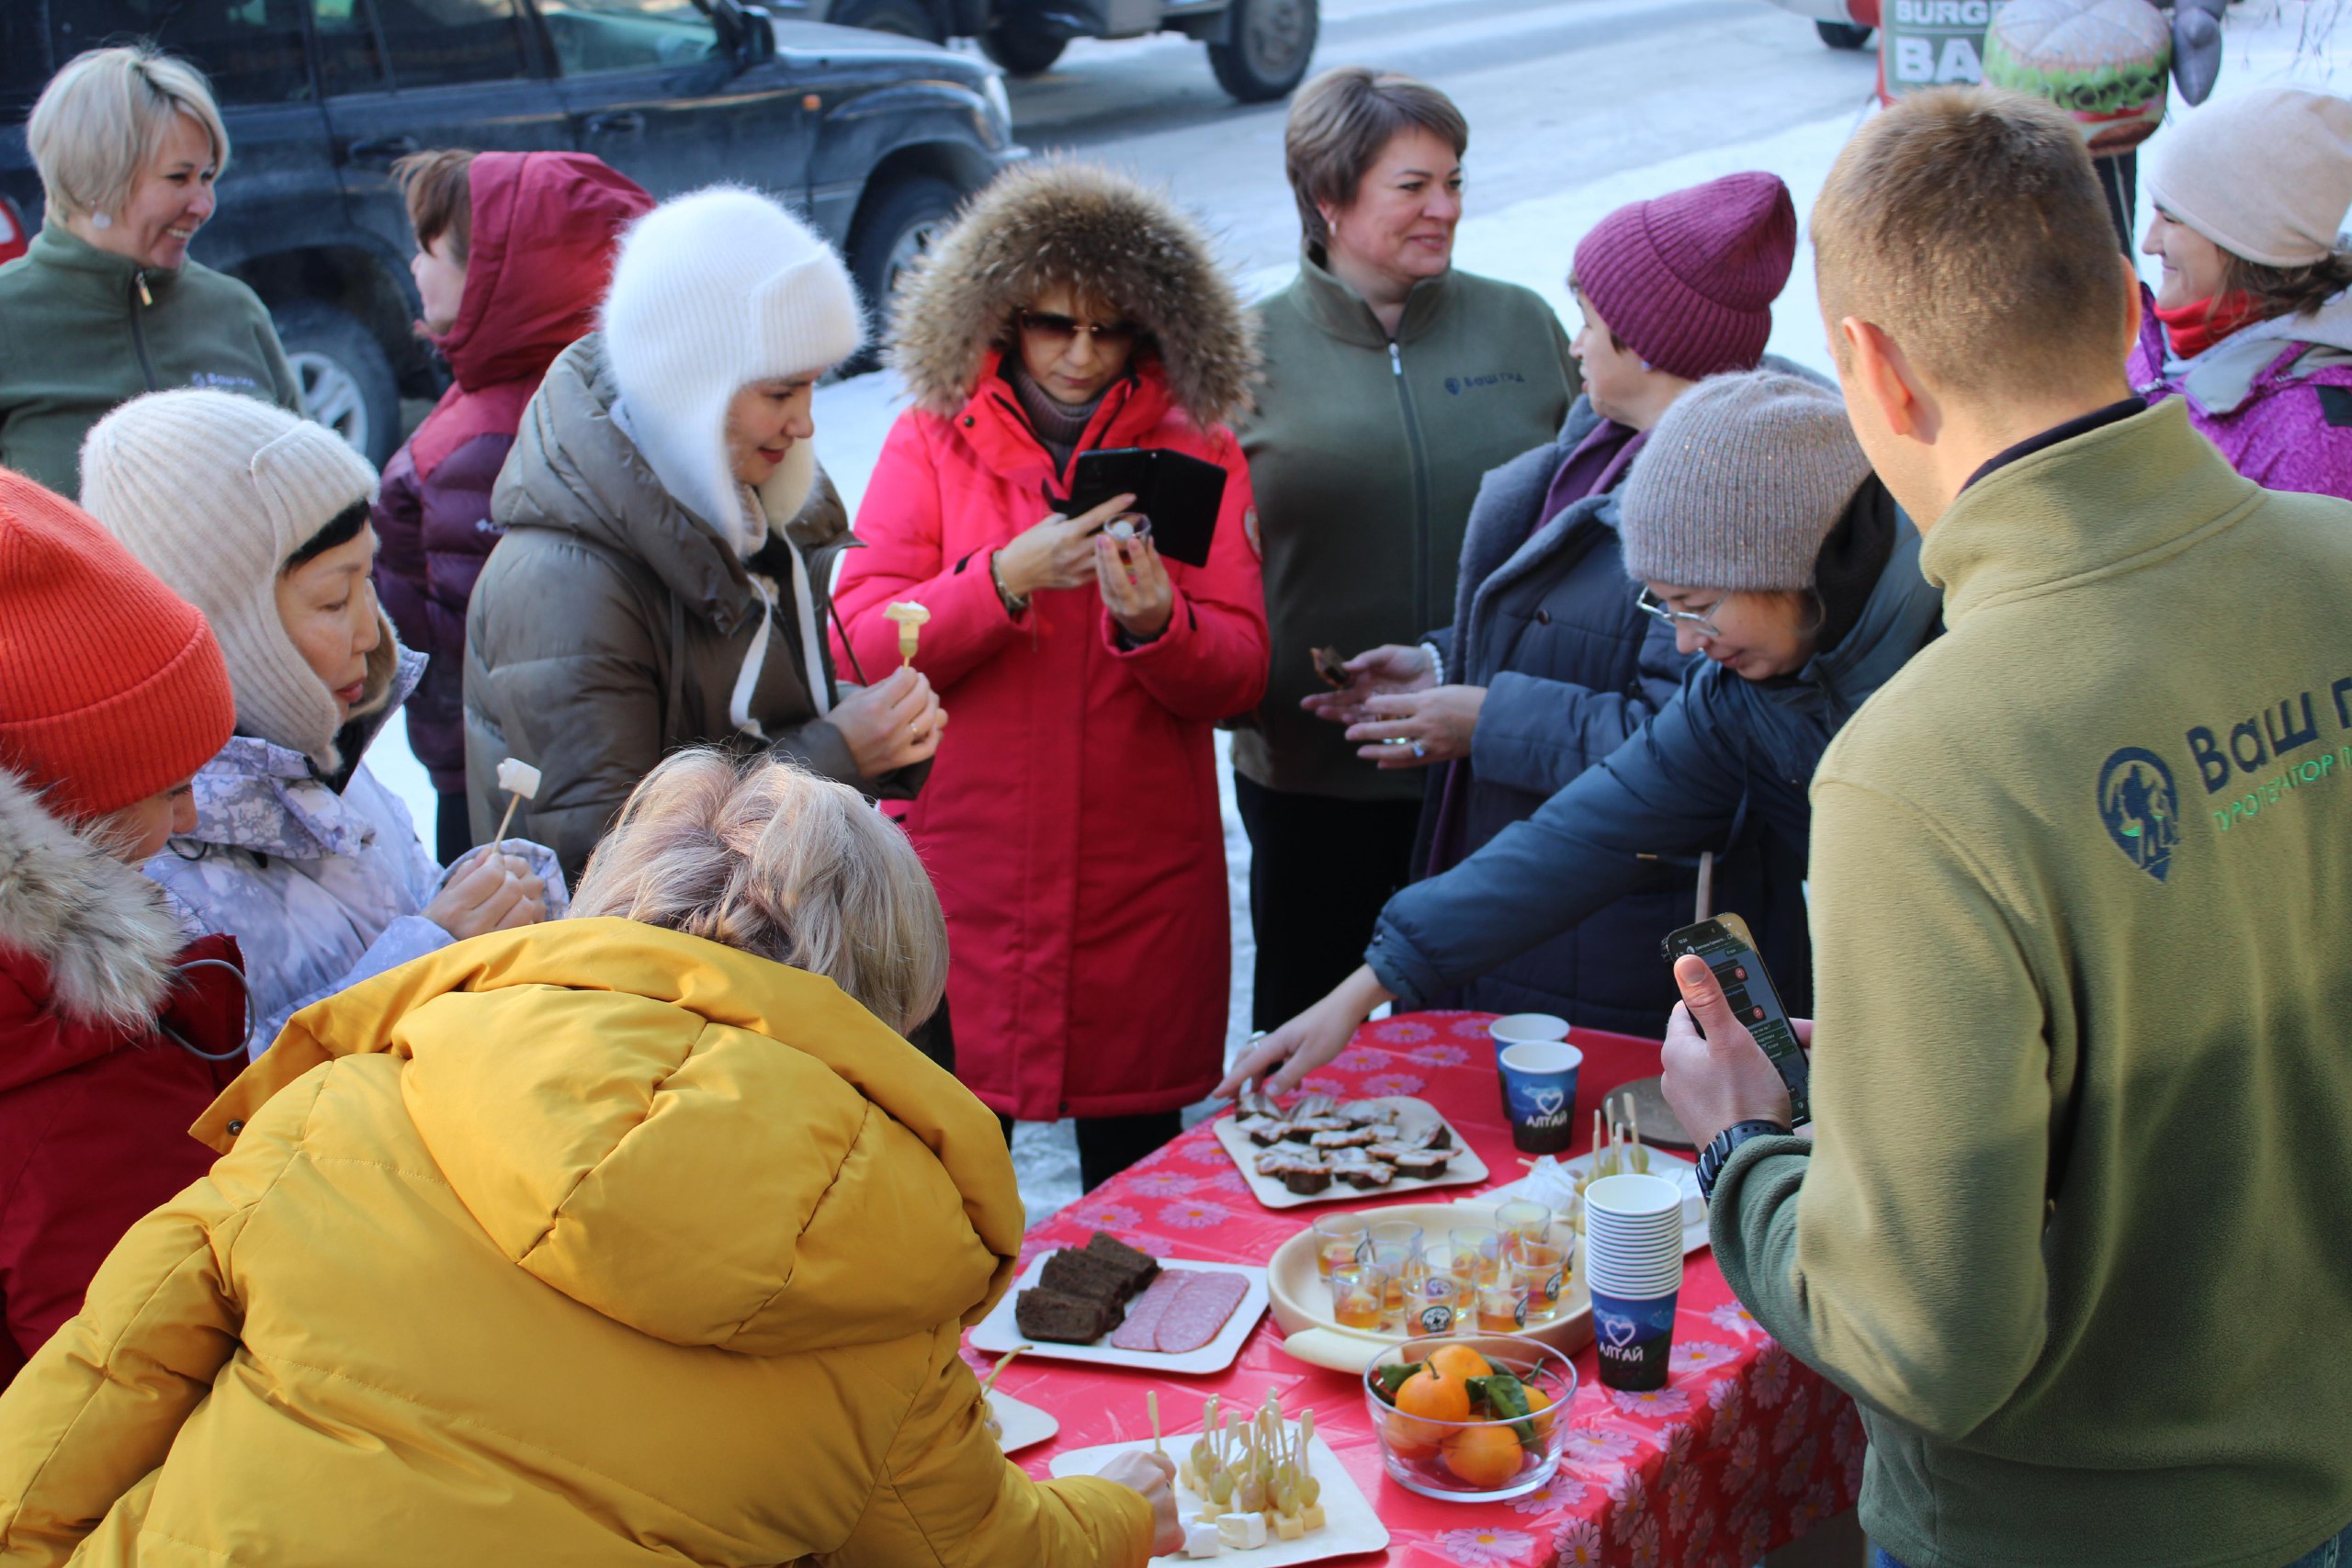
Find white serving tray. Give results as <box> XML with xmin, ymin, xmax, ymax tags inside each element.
<box><xmin>1212</xmin><ymin>1096</ymin><xmax>1489</xmax><ymax>1210</ymax></box>
<box><xmin>1050</xmin><ymin>1432</ymin><xmax>1388</xmax><ymax>1564</ymax></box>
<box><xmin>969</xmin><ymin>1258</ymin><xmax>1270</xmax><ymax>1377</ymax></box>
<box><xmin>988</xmin><ymin>1388</ymin><xmax>1057</xmax><ymax>1454</ymax></box>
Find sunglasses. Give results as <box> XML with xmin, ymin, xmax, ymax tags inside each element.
<box><xmin>1017</xmin><ymin>310</ymin><xmax>1140</xmax><ymax>347</ymax></box>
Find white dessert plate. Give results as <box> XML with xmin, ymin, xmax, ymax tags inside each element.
<box><xmin>968</xmin><ymin>1258</ymin><xmax>1269</xmax><ymax>1376</ymax></box>
<box><xmin>988</xmin><ymin>1388</ymin><xmax>1057</xmax><ymax>1454</ymax></box>
<box><xmin>1214</xmin><ymin>1097</ymin><xmax>1488</xmax><ymax>1210</ymax></box>
<box><xmin>1050</xmin><ymin>1432</ymin><xmax>1388</xmax><ymax>1564</ymax></box>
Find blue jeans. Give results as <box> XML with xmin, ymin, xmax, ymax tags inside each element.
<box><xmin>1874</xmin><ymin>1527</ymin><xmax>2352</xmax><ymax>1568</ymax></box>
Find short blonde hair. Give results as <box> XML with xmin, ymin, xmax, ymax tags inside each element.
<box><xmin>28</xmin><ymin>46</ymin><xmax>230</xmax><ymax>225</ymax></box>
<box><xmin>1812</xmin><ymin>87</ymin><xmax>2132</xmax><ymax>401</ymax></box>
<box><xmin>571</xmin><ymin>750</ymin><xmax>948</xmax><ymax>1037</ymax></box>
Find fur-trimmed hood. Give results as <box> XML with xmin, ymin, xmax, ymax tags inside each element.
<box><xmin>887</xmin><ymin>160</ymin><xmax>1259</xmax><ymax>429</ymax></box>
<box><xmin>0</xmin><ymin>769</ymin><xmax>182</xmax><ymax>1028</ymax></box>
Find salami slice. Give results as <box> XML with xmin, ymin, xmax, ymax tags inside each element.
<box><xmin>1154</xmin><ymin>1270</ymin><xmax>1250</xmax><ymax>1354</ymax></box>
<box><xmin>1108</xmin><ymin>1270</ymin><xmax>1189</xmax><ymax>1350</ymax></box>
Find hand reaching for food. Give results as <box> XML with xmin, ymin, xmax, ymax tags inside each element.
<box><xmin>1215</xmin><ymin>964</ymin><xmax>1396</xmax><ymax>1100</ymax></box>
<box><xmin>1344</xmin><ymin>683</ymin><xmax>1487</xmax><ymax>767</ymax></box>
<box><xmin>1300</xmin><ymin>643</ymin><xmax>1436</xmax><ymax>726</ymax></box>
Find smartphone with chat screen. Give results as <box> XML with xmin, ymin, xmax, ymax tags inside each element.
<box><xmin>1661</xmin><ymin>912</ymin><xmax>1811</xmax><ymax>1128</ymax></box>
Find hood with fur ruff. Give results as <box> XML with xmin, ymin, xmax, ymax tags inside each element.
<box><xmin>0</xmin><ymin>769</ymin><xmax>181</xmax><ymax>1028</ymax></box>
<box><xmin>887</xmin><ymin>160</ymin><xmax>1259</xmax><ymax>429</ymax></box>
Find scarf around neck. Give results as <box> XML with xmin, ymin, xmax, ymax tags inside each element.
<box><xmin>2154</xmin><ymin>291</ymin><xmax>2275</xmax><ymax>360</ymax></box>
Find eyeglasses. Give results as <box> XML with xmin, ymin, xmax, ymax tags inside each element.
<box><xmin>1635</xmin><ymin>586</ymin><xmax>1723</xmax><ymax>640</ymax></box>
<box><xmin>1016</xmin><ymin>310</ymin><xmax>1139</xmax><ymax>348</ymax></box>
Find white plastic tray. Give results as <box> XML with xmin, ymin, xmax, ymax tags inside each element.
<box><xmin>1050</xmin><ymin>1431</ymin><xmax>1388</xmax><ymax>1564</ymax></box>
<box><xmin>969</xmin><ymin>1258</ymin><xmax>1269</xmax><ymax>1376</ymax></box>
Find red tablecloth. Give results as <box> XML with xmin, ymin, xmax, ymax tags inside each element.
<box><xmin>967</xmin><ymin>1012</ymin><xmax>1861</xmax><ymax>1568</ymax></box>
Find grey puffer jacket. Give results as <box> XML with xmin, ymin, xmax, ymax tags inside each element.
<box><xmin>466</xmin><ymin>334</ymin><xmax>926</xmax><ymax>879</ymax></box>
<box><xmin>147</xmin><ymin>649</ymin><xmax>569</xmax><ymax>1057</ymax></box>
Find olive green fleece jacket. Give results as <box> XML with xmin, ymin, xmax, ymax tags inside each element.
<box><xmin>0</xmin><ymin>225</ymin><xmax>300</xmax><ymax>495</ymax></box>
<box><xmin>1232</xmin><ymin>254</ymin><xmax>1578</xmax><ymax>801</ymax></box>
<box><xmin>1712</xmin><ymin>400</ymin><xmax>2352</xmax><ymax>1568</ymax></box>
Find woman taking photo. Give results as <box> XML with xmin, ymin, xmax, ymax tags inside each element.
<box><xmin>0</xmin><ymin>751</ymin><xmax>1180</xmax><ymax>1563</ymax></box>
<box><xmin>2132</xmin><ymin>85</ymin><xmax>2352</xmax><ymax>501</ymax></box>
<box><xmin>0</xmin><ymin>45</ymin><xmax>300</xmax><ymax>494</ymax></box>
<box><xmin>834</xmin><ymin>161</ymin><xmax>1266</xmax><ymax>1190</ymax></box>
<box><xmin>1234</xmin><ymin>66</ymin><xmax>1582</xmax><ymax>1031</ymax></box>
<box><xmin>1224</xmin><ymin>370</ymin><xmax>1944</xmax><ymax>1095</ymax></box>
<box><xmin>469</xmin><ymin>186</ymin><xmax>941</xmax><ymax>884</ymax></box>
<box><xmin>80</xmin><ymin>389</ymin><xmax>560</xmax><ymax>1059</ymax></box>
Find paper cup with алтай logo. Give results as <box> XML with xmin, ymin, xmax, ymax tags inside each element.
<box><xmin>1498</xmin><ymin>1039</ymin><xmax>1582</xmax><ymax>1155</ymax></box>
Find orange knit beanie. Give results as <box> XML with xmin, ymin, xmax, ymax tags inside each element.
<box><xmin>0</xmin><ymin>467</ymin><xmax>234</xmax><ymax>819</ymax></box>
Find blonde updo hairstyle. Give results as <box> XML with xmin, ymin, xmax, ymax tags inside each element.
<box><xmin>28</xmin><ymin>45</ymin><xmax>229</xmax><ymax>227</ymax></box>
<box><xmin>571</xmin><ymin>750</ymin><xmax>947</xmax><ymax>1037</ymax></box>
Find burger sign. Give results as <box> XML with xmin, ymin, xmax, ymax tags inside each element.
<box><xmin>1984</xmin><ymin>0</ymin><xmax>2172</xmax><ymax>154</ymax></box>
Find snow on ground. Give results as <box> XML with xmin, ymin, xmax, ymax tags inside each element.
<box><xmin>368</xmin><ymin>0</ymin><xmax>2337</xmax><ymax>1224</ymax></box>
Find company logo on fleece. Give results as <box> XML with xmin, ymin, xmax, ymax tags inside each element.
<box><xmin>2098</xmin><ymin>748</ymin><xmax>2179</xmax><ymax>882</ymax></box>
<box><xmin>1443</xmin><ymin>371</ymin><xmax>1529</xmax><ymax>396</ymax></box>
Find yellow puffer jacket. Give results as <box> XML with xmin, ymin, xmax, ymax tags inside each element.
<box><xmin>0</xmin><ymin>919</ymin><xmax>1152</xmax><ymax>1566</ymax></box>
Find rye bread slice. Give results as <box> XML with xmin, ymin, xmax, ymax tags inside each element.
<box><xmin>1014</xmin><ymin>1287</ymin><xmax>1114</xmax><ymax>1344</ymax></box>
<box><xmin>1081</xmin><ymin>1231</ymin><xmax>1160</xmax><ymax>1294</ymax></box>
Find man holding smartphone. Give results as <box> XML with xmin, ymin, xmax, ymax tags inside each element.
<box><xmin>1663</xmin><ymin>88</ymin><xmax>2352</xmax><ymax>1568</ymax></box>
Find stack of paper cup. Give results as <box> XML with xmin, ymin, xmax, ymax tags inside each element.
<box><xmin>1581</xmin><ymin>1173</ymin><xmax>1685</xmax><ymax>1392</ymax></box>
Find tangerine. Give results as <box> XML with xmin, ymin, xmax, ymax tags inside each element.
<box><xmin>1442</xmin><ymin>1424</ymin><xmax>1527</xmax><ymax>1489</ymax></box>
<box><xmin>1380</xmin><ymin>1408</ymin><xmax>1439</xmax><ymax>1463</ymax></box>
<box><xmin>1395</xmin><ymin>1368</ymin><xmax>1472</xmax><ymax>1425</ymax></box>
<box><xmin>1522</xmin><ymin>1386</ymin><xmax>1556</xmax><ymax>1444</ymax></box>
<box><xmin>1427</xmin><ymin>1344</ymin><xmax>1493</xmax><ymax>1383</ymax></box>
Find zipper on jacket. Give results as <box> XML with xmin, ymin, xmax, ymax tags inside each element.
<box><xmin>128</xmin><ymin>272</ymin><xmax>160</xmax><ymax>391</ymax></box>
<box><xmin>1389</xmin><ymin>340</ymin><xmax>1434</xmax><ymax>632</ymax></box>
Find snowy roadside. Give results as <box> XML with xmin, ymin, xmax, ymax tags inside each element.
<box><xmin>364</xmin><ymin>0</ymin><xmax>2336</xmax><ymax>1225</ymax></box>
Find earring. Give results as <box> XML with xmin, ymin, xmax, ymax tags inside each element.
<box><xmin>90</xmin><ymin>211</ymin><xmax>113</xmax><ymax>230</ymax></box>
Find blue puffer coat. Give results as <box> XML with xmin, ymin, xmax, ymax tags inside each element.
<box><xmin>1371</xmin><ymin>479</ymin><xmax>1941</xmax><ymax>1021</ymax></box>
<box><xmin>1414</xmin><ymin>395</ymin><xmax>1702</xmax><ymax>1032</ymax></box>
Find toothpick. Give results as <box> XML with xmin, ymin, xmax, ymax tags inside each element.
<box><xmin>979</xmin><ymin>1346</ymin><xmax>1024</xmax><ymax>1398</ymax></box>
<box><xmin>1629</xmin><ymin>1098</ymin><xmax>1643</xmax><ymax>1153</ymax></box>
<box><xmin>1148</xmin><ymin>1391</ymin><xmax>1163</xmax><ymax>1459</ymax></box>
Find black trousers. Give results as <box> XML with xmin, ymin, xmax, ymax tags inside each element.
<box><xmin>1000</xmin><ymin>1110</ymin><xmax>1186</xmax><ymax>1195</ymax></box>
<box><xmin>436</xmin><ymin>790</ymin><xmax>473</xmax><ymax>865</ymax></box>
<box><xmin>1233</xmin><ymin>773</ymin><xmax>1425</xmax><ymax>1032</ymax></box>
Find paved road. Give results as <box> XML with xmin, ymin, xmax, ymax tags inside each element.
<box><xmin>997</xmin><ymin>0</ymin><xmax>1880</xmax><ymax>276</ymax></box>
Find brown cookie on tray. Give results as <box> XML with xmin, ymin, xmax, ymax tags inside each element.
<box><xmin>1388</xmin><ymin>1149</ymin><xmax>1454</xmax><ymax>1180</ymax></box>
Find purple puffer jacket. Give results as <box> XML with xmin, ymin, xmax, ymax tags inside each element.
<box><xmin>2129</xmin><ymin>285</ymin><xmax>2352</xmax><ymax>503</ymax></box>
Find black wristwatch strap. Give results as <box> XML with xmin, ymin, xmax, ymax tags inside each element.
<box><xmin>1696</xmin><ymin>1118</ymin><xmax>1793</xmax><ymax>1201</ymax></box>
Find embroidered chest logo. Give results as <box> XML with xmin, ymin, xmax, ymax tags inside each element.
<box><xmin>2098</xmin><ymin>748</ymin><xmax>2180</xmax><ymax>881</ymax></box>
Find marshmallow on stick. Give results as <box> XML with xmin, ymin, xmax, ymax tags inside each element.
<box><xmin>492</xmin><ymin>757</ymin><xmax>541</xmax><ymax>843</ymax></box>
<box><xmin>882</xmin><ymin>601</ymin><xmax>931</xmax><ymax>667</ymax></box>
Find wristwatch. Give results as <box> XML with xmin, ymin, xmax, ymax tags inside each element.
<box><xmin>1695</xmin><ymin>1118</ymin><xmax>1793</xmax><ymax>1201</ymax></box>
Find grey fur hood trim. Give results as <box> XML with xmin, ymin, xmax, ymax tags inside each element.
<box><xmin>887</xmin><ymin>159</ymin><xmax>1260</xmax><ymax>428</ymax></box>
<box><xmin>0</xmin><ymin>769</ymin><xmax>180</xmax><ymax>1028</ymax></box>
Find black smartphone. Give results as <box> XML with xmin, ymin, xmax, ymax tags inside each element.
<box><xmin>1661</xmin><ymin>912</ymin><xmax>1811</xmax><ymax>1127</ymax></box>
<box><xmin>1059</xmin><ymin>447</ymin><xmax>1226</xmax><ymax>568</ymax></box>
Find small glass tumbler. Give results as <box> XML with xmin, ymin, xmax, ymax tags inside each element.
<box><xmin>1449</xmin><ymin>1225</ymin><xmax>1503</xmax><ymax>1287</ymax></box>
<box><xmin>1330</xmin><ymin>1261</ymin><xmax>1386</xmax><ymax>1331</ymax></box>
<box><xmin>1508</xmin><ymin>1236</ymin><xmax>1569</xmax><ymax>1325</ymax></box>
<box><xmin>1312</xmin><ymin>1213</ymin><xmax>1372</xmax><ymax>1280</ymax></box>
<box><xmin>1358</xmin><ymin>1241</ymin><xmax>1419</xmax><ymax>1331</ymax></box>
<box><xmin>1496</xmin><ymin>1200</ymin><xmax>1552</xmax><ymax>1248</ymax></box>
<box><xmin>1366</xmin><ymin>1219</ymin><xmax>1426</xmax><ymax>1258</ymax></box>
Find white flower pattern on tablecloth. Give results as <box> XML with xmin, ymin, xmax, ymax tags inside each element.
<box><xmin>1666</xmin><ymin>1465</ymin><xmax>1702</xmax><ymax>1532</ymax></box>
<box><xmin>1505</xmin><ymin>1472</ymin><xmax>1591</xmax><ymax>1515</ymax></box>
<box><xmin>1374</xmin><ymin>1020</ymin><xmax>1436</xmax><ymax>1043</ymax></box>
<box><xmin>1434</xmin><ymin>1527</ymin><xmax>1534</xmax><ymax>1564</ymax></box>
<box><xmin>1669</xmin><ymin>1339</ymin><xmax>1735</xmax><ymax>1374</ymax></box>
<box><xmin>1157</xmin><ymin>1200</ymin><xmax>1232</xmax><ymax>1230</ymax></box>
<box><xmin>1706</xmin><ymin>1378</ymin><xmax>1747</xmax><ymax>1444</ymax></box>
<box><xmin>1408</xmin><ymin>1043</ymin><xmax>1473</xmax><ymax>1067</ymax></box>
<box><xmin>1727</xmin><ymin>1427</ymin><xmax>1760</xmax><ymax>1485</ymax></box>
<box><xmin>1708</xmin><ymin>1302</ymin><xmax>1761</xmax><ymax>1338</ymax></box>
<box><xmin>1363</xmin><ymin>1071</ymin><xmax>1427</xmax><ymax>1097</ymax></box>
<box><xmin>1332</xmin><ymin>1046</ymin><xmax>1386</xmax><ymax>1071</ymax></box>
<box><xmin>1063</xmin><ymin>1202</ymin><xmax>1141</xmax><ymax>1232</ymax></box>
<box><xmin>1742</xmin><ymin>1508</ymin><xmax>1775</xmax><ymax>1562</ymax></box>
<box><xmin>1630</xmin><ymin>1515</ymin><xmax>1663</xmax><ymax>1568</ymax></box>
<box><xmin>1772</xmin><ymin>1393</ymin><xmax>1811</xmax><ymax>1454</ymax></box>
<box><xmin>1553</xmin><ymin>1518</ymin><xmax>1603</xmax><ymax>1565</ymax></box>
<box><xmin>1452</xmin><ymin>1015</ymin><xmax>1499</xmax><ymax>1039</ymax></box>
<box><xmin>1125</xmin><ymin>1171</ymin><xmax>1199</xmax><ymax>1197</ymax></box>
<box><xmin>1607</xmin><ymin>1472</ymin><xmax>1648</xmax><ymax>1541</ymax></box>
<box><xmin>1607</xmin><ymin>1385</ymin><xmax>1690</xmax><ymax>1419</ymax></box>
<box><xmin>1778</xmin><ymin>1435</ymin><xmax>1819</xmax><ymax>1496</ymax></box>
<box><xmin>1560</xmin><ymin>1426</ymin><xmax>1642</xmax><ymax>1470</ymax></box>
<box><xmin>1749</xmin><ymin>1343</ymin><xmax>1792</xmax><ymax>1406</ymax></box>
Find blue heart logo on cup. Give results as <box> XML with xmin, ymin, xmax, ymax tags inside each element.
<box><xmin>1600</xmin><ymin>1313</ymin><xmax>1636</xmax><ymax>1348</ymax></box>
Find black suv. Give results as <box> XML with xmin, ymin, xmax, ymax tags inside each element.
<box><xmin>0</xmin><ymin>0</ymin><xmax>1021</xmax><ymax>463</ymax></box>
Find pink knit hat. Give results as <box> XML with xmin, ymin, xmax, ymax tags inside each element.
<box><xmin>1571</xmin><ymin>172</ymin><xmax>1798</xmax><ymax>382</ymax></box>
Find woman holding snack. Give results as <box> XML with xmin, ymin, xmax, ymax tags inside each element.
<box><xmin>1233</xmin><ymin>66</ymin><xmax>1582</xmax><ymax>1031</ymax></box>
<box><xmin>1224</xmin><ymin>369</ymin><xmax>1944</xmax><ymax>1096</ymax></box>
<box><xmin>466</xmin><ymin>186</ymin><xmax>940</xmax><ymax>886</ymax></box>
<box><xmin>832</xmin><ymin>161</ymin><xmax>1266</xmax><ymax>1190</ymax></box>
<box><xmin>1311</xmin><ymin>171</ymin><xmax>1800</xmax><ymax>1033</ymax></box>
<box><xmin>2132</xmin><ymin>85</ymin><xmax>2352</xmax><ymax>501</ymax></box>
<box><xmin>79</xmin><ymin>389</ymin><xmax>562</xmax><ymax>1059</ymax></box>
<box><xmin>0</xmin><ymin>750</ymin><xmax>1182</xmax><ymax>1564</ymax></box>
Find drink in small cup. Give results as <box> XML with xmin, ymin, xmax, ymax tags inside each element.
<box><xmin>1365</xmin><ymin>1219</ymin><xmax>1425</xmax><ymax>1257</ymax></box>
<box><xmin>1508</xmin><ymin>1236</ymin><xmax>1568</xmax><ymax>1324</ymax></box>
<box><xmin>1359</xmin><ymin>1242</ymin><xmax>1418</xmax><ymax>1331</ymax></box>
<box><xmin>1312</xmin><ymin>1213</ymin><xmax>1371</xmax><ymax>1280</ymax></box>
<box><xmin>1476</xmin><ymin>1274</ymin><xmax>1528</xmax><ymax>1332</ymax></box>
<box><xmin>1449</xmin><ymin>1225</ymin><xmax>1503</xmax><ymax>1285</ymax></box>
<box><xmin>1406</xmin><ymin>1267</ymin><xmax>1464</xmax><ymax>1335</ymax></box>
<box><xmin>1494</xmin><ymin>1200</ymin><xmax>1551</xmax><ymax>1248</ymax></box>
<box><xmin>1330</xmin><ymin>1261</ymin><xmax>1385</xmax><ymax>1331</ymax></box>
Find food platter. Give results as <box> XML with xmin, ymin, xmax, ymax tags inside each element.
<box><xmin>1212</xmin><ymin>1095</ymin><xmax>1488</xmax><ymax>1210</ymax></box>
<box><xmin>970</xmin><ymin>1257</ymin><xmax>1269</xmax><ymax>1376</ymax></box>
<box><xmin>1050</xmin><ymin>1432</ymin><xmax>1388</xmax><ymax>1564</ymax></box>
<box><xmin>1262</xmin><ymin>1201</ymin><xmax>1592</xmax><ymax>1374</ymax></box>
<box><xmin>987</xmin><ymin>1388</ymin><xmax>1057</xmax><ymax>1454</ymax></box>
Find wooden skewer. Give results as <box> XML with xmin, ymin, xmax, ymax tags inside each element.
<box><xmin>493</xmin><ymin>792</ymin><xmax>522</xmax><ymax>844</ymax></box>
<box><xmin>1148</xmin><ymin>1390</ymin><xmax>1163</xmax><ymax>1459</ymax></box>
<box><xmin>979</xmin><ymin>1345</ymin><xmax>1025</xmax><ymax>1398</ymax></box>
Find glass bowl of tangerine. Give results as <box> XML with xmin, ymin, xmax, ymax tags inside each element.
<box><xmin>1363</xmin><ymin>1332</ymin><xmax>1575</xmax><ymax>1502</ymax></box>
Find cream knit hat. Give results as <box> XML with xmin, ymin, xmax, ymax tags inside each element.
<box><xmin>1620</xmin><ymin>371</ymin><xmax>1871</xmax><ymax>592</ymax></box>
<box><xmin>601</xmin><ymin>186</ymin><xmax>864</xmax><ymax>544</ymax></box>
<box><xmin>2147</xmin><ymin>87</ymin><xmax>2352</xmax><ymax>268</ymax></box>
<box><xmin>80</xmin><ymin>389</ymin><xmax>386</xmax><ymax>770</ymax></box>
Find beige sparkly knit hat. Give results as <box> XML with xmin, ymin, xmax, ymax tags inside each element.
<box><xmin>80</xmin><ymin>389</ymin><xmax>390</xmax><ymax>770</ymax></box>
<box><xmin>1619</xmin><ymin>370</ymin><xmax>1871</xmax><ymax>592</ymax></box>
<box><xmin>2147</xmin><ymin>86</ymin><xmax>2352</xmax><ymax>269</ymax></box>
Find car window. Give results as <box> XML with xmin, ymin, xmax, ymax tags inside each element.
<box><xmin>36</xmin><ymin>0</ymin><xmax>313</xmax><ymax>107</ymax></box>
<box><xmin>314</xmin><ymin>0</ymin><xmax>531</xmax><ymax>95</ymax></box>
<box><xmin>536</xmin><ymin>0</ymin><xmax>721</xmax><ymax>76</ymax></box>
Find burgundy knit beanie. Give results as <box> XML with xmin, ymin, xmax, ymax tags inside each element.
<box><xmin>1572</xmin><ymin>172</ymin><xmax>1798</xmax><ymax>382</ymax></box>
<box><xmin>0</xmin><ymin>468</ymin><xmax>234</xmax><ymax>819</ymax></box>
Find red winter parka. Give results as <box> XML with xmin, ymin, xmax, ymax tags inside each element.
<box><xmin>831</xmin><ymin>164</ymin><xmax>1266</xmax><ymax>1122</ymax></box>
<box><xmin>371</xmin><ymin>153</ymin><xmax>651</xmax><ymax>793</ymax></box>
<box><xmin>0</xmin><ymin>771</ymin><xmax>244</xmax><ymax>1383</ymax></box>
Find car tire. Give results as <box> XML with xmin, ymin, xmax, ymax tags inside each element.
<box><xmin>830</xmin><ymin>0</ymin><xmax>944</xmax><ymax>41</ymax></box>
<box><xmin>274</xmin><ymin>300</ymin><xmax>400</xmax><ymax>466</ymax></box>
<box><xmin>980</xmin><ymin>20</ymin><xmax>1068</xmax><ymax>75</ymax></box>
<box><xmin>1815</xmin><ymin>19</ymin><xmax>1874</xmax><ymax>48</ymax></box>
<box><xmin>844</xmin><ymin>174</ymin><xmax>964</xmax><ymax>375</ymax></box>
<box><xmin>1207</xmin><ymin>0</ymin><xmax>1318</xmax><ymax>103</ymax></box>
